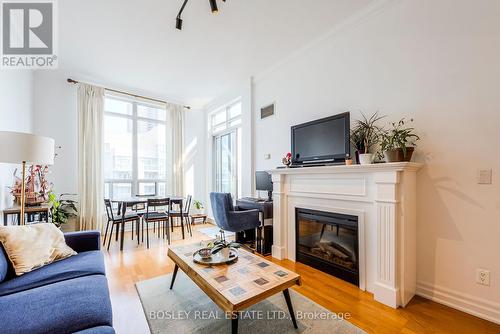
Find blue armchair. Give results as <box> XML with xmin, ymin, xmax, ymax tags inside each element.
<box><xmin>210</xmin><ymin>192</ymin><xmax>261</xmax><ymax>248</ymax></box>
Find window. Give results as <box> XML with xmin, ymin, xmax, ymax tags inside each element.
<box><xmin>211</xmin><ymin>100</ymin><xmax>242</xmax><ymax>200</ymax></box>
<box><xmin>103</xmin><ymin>95</ymin><xmax>169</xmax><ymax>199</ymax></box>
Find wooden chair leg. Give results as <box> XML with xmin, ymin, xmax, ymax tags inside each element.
<box><xmin>107</xmin><ymin>223</ymin><xmax>114</xmax><ymax>251</ymax></box>
<box><xmin>146</xmin><ymin>221</ymin><xmax>150</xmax><ymax>249</ymax></box>
<box><xmin>131</xmin><ymin>220</ymin><xmax>134</xmax><ymax>240</ymax></box>
<box><xmin>137</xmin><ymin>219</ymin><xmax>140</xmax><ymax>245</ymax></box>
<box><xmin>166</xmin><ymin>219</ymin><xmax>171</xmax><ymax>244</ymax></box>
<box><xmin>103</xmin><ymin>220</ymin><xmax>110</xmax><ymax>246</ymax></box>
<box><xmin>180</xmin><ymin>216</ymin><xmax>185</xmax><ymax>240</ymax></box>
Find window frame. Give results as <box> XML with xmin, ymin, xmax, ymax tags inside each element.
<box><xmin>210</xmin><ymin>99</ymin><xmax>242</xmax><ymax>199</ymax></box>
<box><xmin>104</xmin><ymin>94</ymin><xmax>168</xmax><ymax>199</ymax></box>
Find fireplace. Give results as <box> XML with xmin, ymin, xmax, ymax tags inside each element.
<box><xmin>296</xmin><ymin>208</ymin><xmax>359</xmax><ymax>285</ymax></box>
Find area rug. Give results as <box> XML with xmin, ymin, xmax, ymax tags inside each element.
<box><xmin>198</xmin><ymin>225</ymin><xmax>235</xmax><ymax>239</ymax></box>
<box><xmin>136</xmin><ymin>272</ymin><xmax>365</xmax><ymax>334</ymax></box>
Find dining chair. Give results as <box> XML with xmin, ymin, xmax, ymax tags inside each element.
<box><xmin>143</xmin><ymin>198</ymin><xmax>170</xmax><ymax>248</ymax></box>
<box><xmin>169</xmin><ymin>195</ymin><xmax>192</xmax><ymax>239</ymax></box>
<box><xmin>103</xmin><ymin>199</ymin><xmax>140</xmax><ymax>251</ymax></box>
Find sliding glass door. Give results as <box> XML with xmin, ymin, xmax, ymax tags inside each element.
<box><xmin>214</xmin><ymin>130</ymin><xmax>238</xmax><ymax>199</ymax></box>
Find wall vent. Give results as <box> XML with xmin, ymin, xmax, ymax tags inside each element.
<box><xmin>260</xmin><ymin>103</ymin><xmax>275</xmax><ymax>119</ymax></box>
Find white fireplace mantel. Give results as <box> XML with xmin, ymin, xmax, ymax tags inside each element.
<box><xmin>269</xmin><ymin>162</ymin><xmax>422</xmax><ymax>308</ymax></box>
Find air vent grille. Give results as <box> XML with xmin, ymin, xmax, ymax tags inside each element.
<box><xmin>260</xmin><ymin>104</ymin><xmax>275</xmax><ymax>119</ymax></box>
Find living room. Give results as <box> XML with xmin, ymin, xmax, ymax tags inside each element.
<box><xmin>1</xmin><ymin>0</ymin><xmax>499</xmax><ymax>333</ymax></box>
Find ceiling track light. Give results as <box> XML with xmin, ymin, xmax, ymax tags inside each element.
<box><xmin>175</xmin><ymin>0</ymin><xmax>226</xmax><ymax>30</ymax></box>
<box><xmin>209</xmin><ymin>0</ymin><xmax>218</xmax><ymax>13</ymax></box>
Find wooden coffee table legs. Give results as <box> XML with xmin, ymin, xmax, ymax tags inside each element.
<box><xmin>231</xmin><ymin>313</ymin><xmax>239</xmax><ymax>334</ymax></box>
<box><xmin>168</xmin><ymin>264</ymin><xmax>297</xmax><ymax>333</ymax></box>
<box><xmin>283</xmin><ymin>289</ymin><xmax>298</xmax><ymax>329</ymax></box>
<box><xmin>230</xmin><ymin>290</ymin><xmax>296</xmax><ymax>334</ymax></box>
<box><xmin>169</xmin><ymin>264</ymin><xmax>179</xmax><ymax>290</ymax></box>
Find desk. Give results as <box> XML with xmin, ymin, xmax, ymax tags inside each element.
<box><xmin>236</xmin><ymin>197</ymin><xmax>273</xmax><ymax>220</ymax></box>
<box><xmin>3</xmin><ymin>203</ymin><xmax>52</xmax><ymax>226</ymax></box>
<box><xmin>235</xmin><ymin>197</ymin><xmax>273</xmax><ymax>255</ymax></box>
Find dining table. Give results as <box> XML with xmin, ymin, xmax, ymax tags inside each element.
<box><xmin>109</xmin><ymin>195</ymin><xmax>186</xmax><ymax>250</ymax></box>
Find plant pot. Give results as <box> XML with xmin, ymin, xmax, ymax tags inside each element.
<box><xmin>221</xmin><ymin>248</ymin><xmax>230</xmax><ymax>259</ymax></box>
<box><xmin>358</xmin><ymin>153</ymin><xmax>374</xmax><ymax>165</ymax></box>
<box><xmin>383</xmin><ymin>147</ymin><xmax>415</xmax><ymax>162</ymax></box>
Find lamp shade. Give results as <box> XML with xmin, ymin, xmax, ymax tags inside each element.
<box><xmin>0</xmin><ymin>131</ymin><xmax>55</xmax><ymax>165</ymax></box>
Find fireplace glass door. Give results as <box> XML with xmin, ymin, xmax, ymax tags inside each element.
<box><xmin>296</xmin><ymin>208</ymin><xmax>359</xmax><ymax>285</ymax></box>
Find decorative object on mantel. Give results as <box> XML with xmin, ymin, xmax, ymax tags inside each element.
<box><xmin>47</xmin><ymin>192</ymin><xmax>78</xmax><ymax>228</ymax></box>
<box><xmin>350</xmin><ymin>112</ymin><xmax>385</xmax><ymax>165</ymax></box>
<box><xmin>380</xmin><ymin>118</ymin><xmax>420</xmax><ymax>162</ymax></box>
<box><xmin>282</xmin><ymin>152</ymin><xmax>292</xmax><ymax>167</ymax></box>
<box><xmin>0</xmin><ymin>131</ymin><xmax>55</xmax><ymax>226</ymax></box>
<box><xmin>10</xmin><ymin>165</ymin><xmax>52</xmax><ymax>206</ymax></box>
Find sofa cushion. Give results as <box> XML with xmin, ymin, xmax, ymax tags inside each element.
<box><xmin>0</xmin><ymin>250</ymin><xmax>105</xmax><ymax>296</ymax></box>
<box><xmin>73</xmin><ymin>326</ymin><xmax>116</xmax><ymax>334</ymax></box>
<box><xmin>0</xmin><ymin>274</ymin><xmax>113</xmax><ymax>334</ymax></box>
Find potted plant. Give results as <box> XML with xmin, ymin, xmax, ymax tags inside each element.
<box><xmin>47</xmin><ymin>192</ymin><xmax>78</xmax><ymax>228</ymax></box>
<box><xmin>380</xmin><ymin>119</ymin><xmax>420</xmax><ymax>162</ymax></box>
<box><xmin>192</xmin><ymin>199</ymin><xmax>204</xmax><ymax>214</ymax></box>
<box><xmin>351</xmin><ymin>112</ymin><xmax>385</xmax><ymax>165</ymax></box>
<box><xmin>208</xmin><ymin>230</ymin><xmax>241</xmax><ymax>258</ymax></box>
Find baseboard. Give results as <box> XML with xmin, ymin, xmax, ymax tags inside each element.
<box><xmin>416</xmin><ymin>281</ymin><xmax>500</xmax><ymax>325</ymax></box>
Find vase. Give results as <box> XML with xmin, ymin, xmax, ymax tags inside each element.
<box><xmin>221</xmin><ymin>248</ymin><xmax>230</xmax><ymax>259</ymax></box>
<box><xmin>384</xmin><ymin>147</ymin><xmax>415</xmax><ymax>162</ymax></box>
<box><xmin>358</xmin><ymin>153</ymin><xmax>374</xmax><ymax>165</ymax></box>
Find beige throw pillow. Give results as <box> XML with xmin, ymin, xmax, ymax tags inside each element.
<box><xmin>0</xmin><ymin>223</ymin><xmax>77</xmax><ymax>276</ymax></box>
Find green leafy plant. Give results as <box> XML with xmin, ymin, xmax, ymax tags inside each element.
<box><xmin>380</xmin><ymin>118</ymin><xmax>420</xmax><ymax>157</ymax></box>
<box><xmin>208</xmin><ymin>230</ymin><xmax>241</xmax><ymax>255</ymax></box>
<box><xmin>350</xmin><ymin>112</ymin><xmax>385</xmax><ymax>153</ymax></box>
<box><xmin>48</xmin><ymin>192</ymin><xmax>78</xmax><ymax>227</ymax></box>
<box><xmin>193</xmin><ymin>200</ymin><xmax>204</xmax><ymax>210</ymax></box>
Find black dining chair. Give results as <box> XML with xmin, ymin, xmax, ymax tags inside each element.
<box><xmin>169</xmin><ymin>195</ymin><xmax>192</xmax><ymax>239</ymax></box>
<box><xmin>103</xmin><ymin>199</ymin><xmax>140</xmax><ymax>251</ymax></box>
<box><xmin>143</xmin><ymin>198</ymin><xmax>170</xmax><ymax>248</ymax></box>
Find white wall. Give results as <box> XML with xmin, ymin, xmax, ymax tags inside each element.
<box><xmin>184</xmin><ymin>108</ymin><xmax>207</xmax><ymax>208</ymax></box>
<box><xmin>250</xmin><ymin>0</ymin><xmax>500</xmax><ymax>322</ymax></box>
<box><xmin>33</xmin><ymin>70</ymin><xmax>78</xmax><ymax>195</ymax></box>
<box><xmin>0</xmin><ymin>71</ymin><xmax>34</xmax><ymax>224</ymax></box>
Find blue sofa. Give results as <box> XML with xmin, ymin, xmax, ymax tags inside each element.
<box><xmin>0</xmin><ymin>231</ymin><xmax>114</xmax><ymax>334</ymax></box>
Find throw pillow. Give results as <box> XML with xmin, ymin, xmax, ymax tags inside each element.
<box><xmin>0</xmin><ymin>223</ymin><xmax>77</xmax><ymax>276</ymax></box>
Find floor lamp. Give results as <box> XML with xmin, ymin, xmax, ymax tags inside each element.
<box><xmin>0</xmin><ymin>131</ymin><xmax>55</xmax><ymax>226</ymax></box>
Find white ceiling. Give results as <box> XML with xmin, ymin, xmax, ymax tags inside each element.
<box><xmin>59</xmin><ymin>0</ymin><xmax>373</xmax><ymax>107</ymax></box>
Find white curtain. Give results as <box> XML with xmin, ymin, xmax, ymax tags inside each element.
<box><xmin>77</xmin><ymin>83</ymin><xmax>105</xmax><ymax>231</ymax></box>
<box><xmin>169</xmin><ymin>103</ymin><xmax>185</xmax><ymax>197</ymax></box>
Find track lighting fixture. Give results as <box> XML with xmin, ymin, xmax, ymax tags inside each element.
<box><xmin>175</xmin><ymin>17</ymin><xmax>183</xmax><ymax>30</ymax></box>
<box><xmin>209</xmin><ymin>0</ymin><xmax>218</xmax><ymax>13</ymax></box>
<box><xmin>175</xmin><ymin>0</ymin><xmax>227</xmax><ymax>30</ymax></box>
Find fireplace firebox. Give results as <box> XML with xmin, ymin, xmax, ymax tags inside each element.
<box><xmin>296</xmin><ymin>208</ymin><xmax>359</xmax><ymax>285</ymax></box>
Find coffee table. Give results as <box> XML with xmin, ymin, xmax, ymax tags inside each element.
<box><xmin>167</xmin><ymin>243</ymin><xmax>302</xmax><ymax>334</ymax></box>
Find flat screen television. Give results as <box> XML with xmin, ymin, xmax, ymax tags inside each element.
<box><xmin>291</xmin><ymin>112</ymin><xmax>350</xmax><ymax>165</ymax></box>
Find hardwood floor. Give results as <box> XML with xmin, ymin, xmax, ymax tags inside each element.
<box><xmin>104</xmin><ymin>224</ymin><xmax>500</xmax><ymax>334</ymax></box>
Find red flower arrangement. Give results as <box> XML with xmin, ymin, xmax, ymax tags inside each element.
<box><xmin>282</xmin><ymin>152</ymin><xmax>292</xmax><ymax>167</ymax></box>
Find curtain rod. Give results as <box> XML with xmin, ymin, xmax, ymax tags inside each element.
<box><xmin>66</xmin><ymin>78</ymin><xmax>191</xmax><ymax>110</ymax></box>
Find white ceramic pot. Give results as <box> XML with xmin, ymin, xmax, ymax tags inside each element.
<box><xmin>358</xmin><ymin>153</ymin><xmax>374</xmax><ymax>165</ymax></box>
<box><xmin>221</xmin><ymin>248</ymin><xmax>230</xmax><ymax>259</ymax></box>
